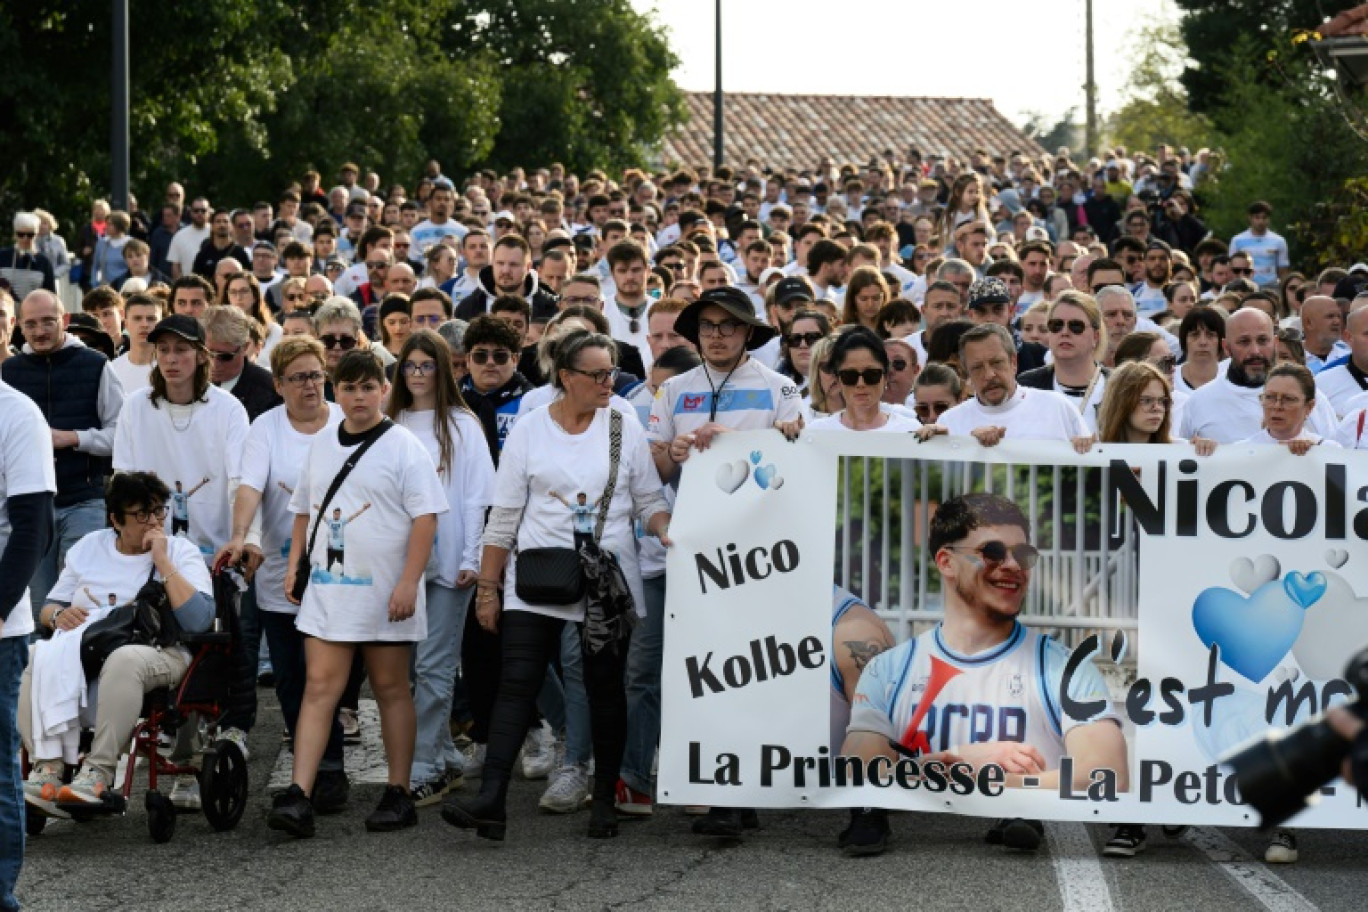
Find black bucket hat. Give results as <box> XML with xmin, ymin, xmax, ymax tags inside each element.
<box><xmin>674</xmin><ymin>286</ymin><xmax>776</xmax><ymax>350</ymax></box>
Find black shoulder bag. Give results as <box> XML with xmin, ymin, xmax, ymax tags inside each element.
<box><xmin>80</xmin><ymin>567</ymin><xmax>181</xmax><ymax>681</ymax></box>
<box><xmin>291</xmin><ymin>419</ymin><xmax>393</xmax><ymax>603</ymax></box>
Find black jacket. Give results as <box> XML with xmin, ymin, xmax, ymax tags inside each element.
<box><xmin>1017</xmin><ymin>363</ymin><xmax>1110</xmax><ymax>390</ymax></box>
<box><xmin>225</xmin><ymin>361</ymin><xmax>283</xmax><ymax>422</ymax></box>
<box><xmin>453</xmin><ymin>265</ymin><xmax>560</xmax><ymax>323</ymax></box>
<box><xmin>1015</xmin><ymin>341</ymin><xmax>1048</xmax><ymax>375</ymax></box>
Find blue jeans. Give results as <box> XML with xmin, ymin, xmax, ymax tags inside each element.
<box><xmin>1</xmin><ymin>637</ymin><xmax>30</xmax><ymax>912</ymax></box>
<box><xmin>28</xmin><ymin>499</ymin><xmax>105</xmax><ymax>623</ymax></box>
<box><xmin>621</xmin><ymin>573</ymin><xmax>665</xmax><ymax>795</ymax></box>
<box><xmin>259</xmin><ymin>611</ymin><xmax>344</xmax><ymax>771</ymax></box>
<box><xmin>410</xmin><ymin>582</ymin><xmax>471</xmax><ymax>785</ymax></box>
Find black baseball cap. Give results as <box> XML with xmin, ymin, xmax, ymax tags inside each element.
<box><xmin>774</xmin><ymin>276</ymin><xmax>816</xmax><ymax>307</ymax></box>
<box><xmin>147</xmin><ymin>314</ymin><xmax>205</xmax><ymax>346</ymax></box>
<box><xmin>66</xmin><ymin>313</ymin><xmax>116</xmax><ymax>360</ymax></box>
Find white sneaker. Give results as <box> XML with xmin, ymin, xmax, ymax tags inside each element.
<box><xmin>217</xmin><ymin>727</ymin><xmax>250</xmax><ymax>762</ymax></box>
<box><xmin>169</xmin><ymin>774</ymin><xmax>202</xmax><ymax>811</ymax></box>
<box><xmin>1265</xmin><ymin>829</ymin><xmax>1299</xmax><ymax>863</ymax></box>
<box><xmin>24</xmin><ymin>760</ymin><xmax>70</xmax><ymax>819</ymax></box>
<box><xmin>463</xmin><ymin>743</ymin><xmax>486</xmax><ymax>779</ymax></box>
<box><xmin>539</xmin><ymin>764</ymin><xmax>590</xmax><ymax>814</ymax></box>
<box><xmin>520</xmin><ymin>722</ymin><xmax>554</xmax><ymax>780</ymax></box>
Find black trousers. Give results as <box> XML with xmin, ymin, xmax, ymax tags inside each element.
<box><xmin>461</xmin><ymin>601</ymin><xmax>502</xmax><ymax>743</ymax></box>
<box><xmin>481</xmin><ymin>610</ymin><xmax>629</xmax><ymax>805</ymax></box>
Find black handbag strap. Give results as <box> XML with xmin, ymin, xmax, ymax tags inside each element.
<box><xmin>593</xmin><ymin>411</ymin><xmax>623</xmax><ymax>543</ymax></box>
<box><xmin>304</xmin><ymin>420</ymin><xmax>393</xmax><ymax>563</ymax></box>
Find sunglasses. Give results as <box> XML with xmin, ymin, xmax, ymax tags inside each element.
<box><xmin>836</xmin><ymin>367</ymin><xmax>885</xmax><ymax>386</ymax></box>
<box><xmin>14</xmin><ymin>231</ymin><xmax>34</xmax><ymax>239</ymax></box>
<box><xmin>469</xmin><ymin>349</ymin><xmax>512</xmax><ymax>365</ymax></box>
<box><xmin>320</xmin><ymin>334</ymin><xmax>358</xmax><ymax>350</ymax></box>
<box><xmin>1150</xmin><ymin>355</ymin><xmax>1177</xmax><ymax>373</ymax></box>
<box><xmin>947</xmin><ymin>540</ymin><xmax>1040</xmax><ymax>570</ymax></box>
<box><xmin>786</xmin><ymin>331</ymin><xmax>823</xmax><ymax>349</ymax></box>
<box><xmin>1230</xmin><ymin>267</ymin><xmax>1253</xmax><ymax>276</ymax></box>
<box><xmin>889</xmin><ymin>358</ymin><xmax>909</xmax><ymax>372</ymax></box>
<box><xmin>1048</xmin><ymin>318</ymin><xmax>1090</xmax><ymax>335</ymax></box>
<box><xmin>209</xmin><ymin>346</ymin><xmax>243</xmax><ymax>362</ymax></box>
<box><xmin>914</xmin><ymin>401</ymin><xmax>951</xmax><ymax>419</ymax></box>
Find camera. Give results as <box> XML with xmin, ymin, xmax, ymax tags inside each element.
<box><xmin>1223</xmin><ymin>648</ymin><xmax>1368</xmax><ymax>829</ymax></box>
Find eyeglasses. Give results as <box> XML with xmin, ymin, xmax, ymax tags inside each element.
<box><xmin>1260</xmin><ymin>393</ymin><xmax>1305</xmax><ymax>407</ymax></box>
<box><xmin>561</xmin><ymin>295</ymin><xmax>600</xmax><ymax>307</ymax></box>
<box><xmin>366</xmin><ymin>261</ymin><xmax>390</xmax><ymax>271</ymax></box>
<box><xmin>320</xmin><ymin>334</ymin><xmax>358</xmax><ymax>350</ymax></box>
<box><xmin>836</xmin><ymin>367</ymin><xmax>886</xmax><ymax>386</ymax></box>
<box><xmin>126</xmin><ymin>505</ymin><xmax>170</xmax><ymax>523</ymax></box>
<box><xmin>914</xmin><ymin>401</ymin><xmax>952</xmax><ymax>419</ymax></box>
<box><xmin>1230</xmin><ymin>267</ymin><xmax>1253</xmax><ymax>276</ymax></box>
<box><xmin>283</xmin><ymin>370</ymin><xmax>326</xmax><ymax>386</ymax></box>
<box><xmin>469</xmin><ymin>348</ymin><xmax>511</xmax><ymax>366</ymax></box>
<box><xmin>566</xmin><ymin>366</ymin><xmax>620</xmax><ymax>386</ymax></box>
<box><xmin>401</xmin><ymin>360</ymin><xmax>437</xmax><ymax>376</ymax></box>
<box><xmin>285</xmin><ymin>292</ymin><xmax>307</xmax><ymax>301</ymax></box>
<box><xmin>14</xmin><ymin>231</ymin><xmax>34</xmax><ymax>239</ymax></box>
<box><xmin>698</xmin><ymin>319</ymin><xmax>744</xmax><ymax>337</ymax></box>
<box><xmin>786</xmin><ymin>331</ymin><xmax>823</xmax><ymax>349</ymax></box>
<box><xmin>209</xmin><ymin>346</ymin><xmax>243</xmax><ymax>362</ymax></box>
<box><xmin>1138</xmin><ymin>395</ymin><xmax>1172</xmax><ymax>410</ymax></box>
<box><xmin>947</xmin><ymin>540</ymin><xmax>1040</xmax><ymax>570</ymax></box>
<box><xmin>1149</xmin><ymin>355</ymin><xmax>1177</xmax><ymax>373</ymax></box>
<box><xmin>1047</xmin><ymin>318</ymin><xmax>1090</xmax><ymax>335</ymax></box>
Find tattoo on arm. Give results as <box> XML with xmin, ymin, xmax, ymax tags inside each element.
<box><xmin>844</xmin><ymin>639</ymin><xmax>888</xmax><ymax>672</ymax></box>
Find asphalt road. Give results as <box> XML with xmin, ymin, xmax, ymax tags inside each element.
<box><xmin>14</xmin><ymin>693</ymin><xmax>1368</xmax><ymax>912</ymax></box>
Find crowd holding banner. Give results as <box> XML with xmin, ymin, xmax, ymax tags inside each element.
<box><xmin>5</xmin><ymin>143</ymin><xmax>1368</xmax><ymax>908</ymax></box>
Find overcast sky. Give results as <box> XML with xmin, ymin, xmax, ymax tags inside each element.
<box><xmin>630</xmin><ymin>0</ymin><xmax>1176</xmax><ymax>128</ymax></box>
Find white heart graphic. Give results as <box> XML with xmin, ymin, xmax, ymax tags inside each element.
<box><xmin>1292</xmin><ymin>572</ymin><xmax>1368</xmax><ymax>680</ymax></box>
<box><xmin>768</xmin><ymin>475</ymin><xmax>785</xmax><ymax>491</ymax></box>
<box><xmin>1229</xmin><ymin>555</ymin><xmax>1280</xmax><ymax>595</ymax></box>
<box><xmin>715</xmin><ymin>460</ymin><xmax>749</xmax><ymax>494</ymax></box>
<box><xmin>1326</xmin><ymin>548</ymin><xmax>1349</xmax><ymax>569</ymax></box>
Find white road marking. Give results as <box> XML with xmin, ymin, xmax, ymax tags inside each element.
<box><xmin>268</xmin><ymin>699</ymin><xmax>392</xmax><ymax>788</ymax></box>
<box><xmin>1186</xmin><ymin>827</ymin><xmax>1320</xmax><ymax>912</ymax></box>
<box><xmin>1046</xmin><ymin>822</ymin><xmax>1116</xmax><ymax>912</ymax></box>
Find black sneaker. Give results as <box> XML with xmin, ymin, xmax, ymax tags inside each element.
<box><xmin>842</xmin><ymin>808</ymin><xmax>890</xmax><ymax>857</ymax></box>
<box><xmin>692</xmin><ymin>806</ymin><xmax>744</xmax><ymax>838</ymax></box>
<box><xmin>365</xmin><ymin>785</ymin><xmax>418</xmax><ymax>832</ymax></box>
<box><xmin>267</xmin><ymin>784</ymin><xmax>315</xmax><ymax>839</ymax></box>
<box><xmin>312</xmin><ymin>769</ymin><xmax>351</xmax><ymax>815</ymax></box>
<box><xmin>1103</xmin><ymin>824</ymin><xmax>1147</xmax><ymax>858</ymax></box>
<box><xmin>986</xmin><ymin>817</ymin><xmax>1043</xmax><ymax>851</ymax></box>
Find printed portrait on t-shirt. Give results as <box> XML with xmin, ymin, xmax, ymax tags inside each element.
<box><xmin>312</xmin><ymin>501</ymin><xmax>373</xmax><ymax>585</ymax></box>
<box><xmin>549</xmin><ymin>489</ymin><xmax>600</xmax><ymax>549</ymax></box>
<box><xmin>169</xmin><ymin>477</ymin><xmax>211</xmax><ymax>538</ymax></box>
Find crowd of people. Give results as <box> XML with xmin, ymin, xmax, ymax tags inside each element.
<box><xmin>4</xmin><ymin>142</ymin><xmax>1368</xmax><ymax>906</ymax></box>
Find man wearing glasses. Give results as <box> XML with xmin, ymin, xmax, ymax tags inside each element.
<box><xmin>167</xmin><ymin>198</ymin><xmax>213</xmax><ymax>280</ymax></box>
<box><xmin>0</xmin><ymin>213</ymin><xmax>56</xmax><ymax>295</ymax></box>
<box><xmin>205</xmin><ymin>306</ymin><xmax>281</xmax><ymax>422</ymax></box>
<box><xmin>459</xmin><ymin>314</ymin><xmax>534</xmax><ymax>450</ymax></box>
<box><xmin>839</xmin><ymin>493</ymin><xmax>1127</xmax><ymax>856</ymax></box>
<box><xmin>1</xmin><ymin>290</ymin><xmax>124</xmax><ymax>615</ymax></box>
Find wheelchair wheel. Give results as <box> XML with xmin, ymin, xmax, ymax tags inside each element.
<box><xmin>201</xmin><ymin>739</ymin><xmax>248</xmax><ymax>832</ymax></box>
<box><xmin>146</xmin><ymin>790</ymin><xmax>176</xmax><ymax>843</ymax></box>
<box><xmin>25</xmin><ymin>807</ymin><xmax>46</xmax><ymax>837</ymax></box>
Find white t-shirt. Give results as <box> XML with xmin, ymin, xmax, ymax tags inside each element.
<box><xmin>290</xmin><ymin>422</ymin><xmax>449</xmax><ymax>642</ymax></box>
<box><xmin>112</xmin><ymin>386</ymin><xmax>250</xmax><ymax>561</ymax></box>
<box><xmin>396</xmin><ymin>408</ymin><xmax>496</xmax><ymax>588</ymax></box>
<box><xmin>808</xmin><ymin>409</ymin><xmax>921</xmax><ymax>433</ymax></box>
<box><xmin>0</xmin><ymin>380</ymin><xmax>57</xmax><ymax>639</ymax></box>
<box><xmin>167</xmin><ymin>224</ymin><xmax>210</xmax><ymax>276</ymax></box>
<box><xmin>411</xmin><ymin>219</ymin><xmax>467</xmax><ymax>259</ymax></box>
<box><xmin>1237</xmin><ymin>429</ymin><xmax>1339</xmax><ymax>449</ymax></box>
<box><xmin>604</xmin><ymin>298</ymin><xmax>655</xmax><ymax>372</ymax></box>
<box><xmin>1314</xmin><ymin>363</ymin><xmax>1368</xmax><ymax>418</ymax></box>
<box><xmin>1050</xmin><ymin>368</ymin><xmax>1108</xmax><ymax>433</ymax></box>
<box><xmin>1230</xmin><ymin>229</ymin><xmax>1289</xmax><ymax>287</ymax></box>
<box><xmin>1133</xmin><ymin>283</ymin><xmax>1168</xmax><ymax>317</ymax></box>
<box><xmin>110</xmin><ymin>353</ymin><xmax>155</xmax><ymax>397</ymax></box>
<box><xmin>1172</xmin><ymin>359</ymin><xmax>1227</xmax><ymax>396</ymax></box>
<box><xmin>1333</xmin><ymin>408</ymin><xmax>1368</xmax><ymax>449</ymax></box>
<box><xmin>648</xmin><ymin>357</ymin><xmax>803</xmax><ymax>443</ymax></box>
<box><xmin>333</xmin><ymin>262</ymin><xmax>368</xmax><ymax>298</ymax></box>
<box><xmin>751</xmin><ymin>336</ymin><xmax>783</xmax><ymax>371</ymax></box>
<box><xmin>938</xmin><ymin>386</ymin><xmax>1088</xmax><ymax>442</ymax></box>
<box><xmin>493</xmin><ymin>406</ymin><xmax>662</xmax><ymax>622</ymax></box>
<box><xmin>239</xmin><ymin>404</ymin><xmax>343</xmax><ymax>614</ymax></box>
<box><xmin>1179</xmin><ymin>375</ymin><xmax>1340</xmax><ymax>444</ymax></box>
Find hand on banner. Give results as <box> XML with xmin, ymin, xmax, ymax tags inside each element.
<box><xmin>774</xmin><ymin>415</ymin><xmax>804</xmax><ymax>442</ymax></box>
<box><xmin>955</xmin><ymin>741</ymin><xmax>1048</xmax><ymax>776</ymax></box>
<box><xmin>914</xmin><ymin>424</ymin><xmax>947</xmax><ymax>443</ymax></box>
<box><xmin>1071</xmin><ymin>435</ymin><xmax>1097</xmax><ymax>454</ymax></box>
<box><xmin>970</xmin><ymin>426</ymin><xmax>1007</xmax><ymax>447</ymax></box>
<box><xmin>668</xmin><ymin>432</ymin><xmax>696</xmax><ymax>463</ymax></box>
<box><xmin>1191</xmin><ymin>436</ymin><xmax>1217</xmax><ymax>456</ymax></box>
<box><xmin>689</xmin><ymin>424</ymin><xmax>731</xmax><ymax>452</ymax></box>
<box><xmin>1285</xmin><ymin>438</ymin><xmax>1316</xmax><ymax>456</ymax></box>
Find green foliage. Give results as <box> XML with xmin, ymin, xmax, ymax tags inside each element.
<box><xmin>1104</xmin><ymin>20</ymin><xmax>1212</xmax><ymax>154</ymax></box>
<box><xmin>0</xmin><ymin>0</ymin><xmax>684</xmax><ymax>235</ymax></box>
<box><xmin>1019</xmin><ymin>109</ymin><xmax>1084</xmax><ymax>157</ymax></box>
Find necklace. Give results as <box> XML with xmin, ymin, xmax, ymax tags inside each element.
<box><xmin>167</xmin><ymin>399</ymin><xmax>197</xmax><ymax>432</ymax></box>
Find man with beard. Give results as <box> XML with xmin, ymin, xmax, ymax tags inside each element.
<box><xmin>1179</xmin><ymin>308</ymin><xmax>1339</xmax><ymax>442</ymax></box>
<box><xmin>1133</xmin><ymin>240</ymin><xmax>1173</xmax><ymax>317</ymax></box>
<box><xmin>838</xmin><ymin>493</ymin><xmax>1126</xmax><ymax>856</ymax></box>
<box><xmin>916</xmin><ymin>323</ymin><xmax>1087</xmax><ymax>446</ymax></box>
<box><xmin>453</xmin><ymin>235</ymin><xmax>557</xmax><ymax>323</ymax></box>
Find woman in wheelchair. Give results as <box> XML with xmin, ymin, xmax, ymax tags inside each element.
<box><xmin>20</xmin><ymin>471</ymin><xmax>214</xmax><ymax>817</ymax></box>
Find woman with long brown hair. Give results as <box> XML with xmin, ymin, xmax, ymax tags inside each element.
<box><xmin>385</xmin><ymin>330</ymin><xmax>496</xmax><ymax>806</ymax></box>
<box><xmin>223</xmin><ymin>271</ymin><xmax>284</xmax><ymax>365</ymax></box>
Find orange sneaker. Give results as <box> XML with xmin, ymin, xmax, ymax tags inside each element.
<box><xmin>56</xmin><ymin>766</ymin><xmax>108</xmax><ymax>806</ymax></box>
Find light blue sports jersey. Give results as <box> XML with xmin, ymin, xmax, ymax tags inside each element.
<box><xmin>848</xmin><ymin>622</ymin><xmax>1116</xmax><ymax>767</ymax></box>
<box><xmin>830</xmin><ymin>585</ymin><xmax>866</xmax><ymax>751</ymax></box>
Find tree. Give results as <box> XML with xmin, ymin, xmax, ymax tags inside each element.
<box><xmin>1020</xmin><ymin>109</ymin><xmax>1083</xmax><ymax>157</ymax></box>
<box><xmin>1104</xmin><ymin>19</ymin><xmax>1212</xmax><ymax>154</ymax></box>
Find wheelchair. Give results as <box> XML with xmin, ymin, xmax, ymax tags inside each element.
<box><xmin>24</xmin><ymin>568</ymin><xmax>249</xmax><ymax>844</ymax></box>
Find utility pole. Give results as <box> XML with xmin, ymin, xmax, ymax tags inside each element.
<box><xmin>713</xmin><ymin>0</ymin><xmax>723</xmax><ymax>169</ymax></box>
<box><xmin>112</xmin><ymin>0</ymin><xmax>130</xmax><ymax>210</ymax></box>
<box><xmin>1084</xmin><ymin>0</ymin><xmax>1098</xmax><ymax>157</ymax></box>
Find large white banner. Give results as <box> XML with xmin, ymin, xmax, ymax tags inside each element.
<box><xmin>659</xmin><ymin>430</ymin><xmax>1368</xmax><ymax>827</ymax></box>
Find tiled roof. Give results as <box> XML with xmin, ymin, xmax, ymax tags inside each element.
<box><xmin>658</xmin><ymin>92</ymin><xmax>1046</xmax><ymax>171</ymax></box>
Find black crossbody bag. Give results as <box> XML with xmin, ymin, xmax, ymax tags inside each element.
<box><xmin>80</xmin><ymin>567</ymin><xmax>180</xmax><ymax>680</ymax></box>
<box><xmin>291</xmin><ymin>419</ymin><xmax>393</xmax><ymax>603</ymax></box>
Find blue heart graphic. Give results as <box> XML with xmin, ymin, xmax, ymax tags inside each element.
<box><xmin>1192</xmin><ymin>580</ymin><xmax>1306</xmax><ymax>683</ymax></box>
<box><xmin>1283</xmin><ymin>572</ymin><xmax>1327</xmax><ymax>609</ymax></box>
<box><xmin>749</xmin><ymin>450</ymin><xmax>763</xmax><ymax>465</ymax></box>
<box><xmin>754</xmin><ymin>464</ymin><xmax>777</xmax><ymax>489</ymax></box>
